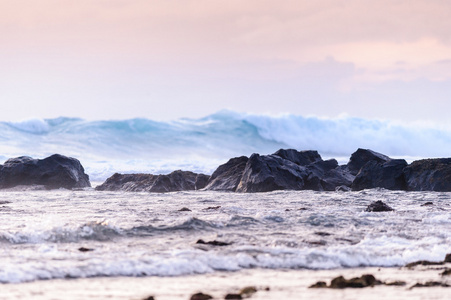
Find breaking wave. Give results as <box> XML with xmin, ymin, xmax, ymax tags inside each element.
<box><xmin>1</xmin><ymin>110</ymin><xmax>451</xmax><ymax>180</ymax></box>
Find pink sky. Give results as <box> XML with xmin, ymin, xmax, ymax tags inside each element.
<box><xmin>1</xmin><ymin>0</ymin><xmax>450</xmax><ymax>123</ymax></box>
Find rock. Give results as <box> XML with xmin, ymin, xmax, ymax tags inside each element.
<box><xmin>329</xmin><ymin>274</ymin><xmax>381</xmax><ymax>288</ymax></box>
<box><xmin>404</xmin><ymin>158</ymin><xmax>451</xmax><ymax>191</ymax></box>
<box><xmin>239</xmin><ymin>286</ymin><xmax>257</xmax><ymax>296</ymax></box>
<box><xmin>204</xmin><ymin>206</ymin><xmax>221</xmax><ymax>210</ymax></box>
<box><xmin>444</xmin><ymin>253</ymin><xmax>451</xmax><ymax>263</ymax></box>
<box><xmin>441</xmin><ymin>269</ymin><xmax>451</xmax><ymax>276</ymax></box>
<box><xmin>95</xmin><ymin>170</ymin><xmax>209</xmax><ymax>192</ymax></box>
<box><xmin>410</xmin><ymin>281</ymin><xmax>450</xmax><ymax>289</ymax></box>
<box><xmin>142</xmin><ymin>296</ymin><xmax>155</xmax><ymax>300</ymax></box>
<box><xmin>365</xmin><ymin>200</ymin><xmax>394</xmax><ymax>212</ymax></box>
<box><xmin>351</xmin><ymin>159</ymin><xmax>407</xmax><ymax>191</ymax></box>
<box><xmin>421</xmin><ymin>202</ymin><xmax>434</xmax><ymax>206</ymax></box>
<box><xmin>78</xmin><ymin>247</ymin><xmax>93</xmax><ymax>252</ymax></box>
<box><xmin>204</xmin><ymin>156</ymin><xmax>248</xmax><ymax>191</ymax></box>
<box><xmin>304</xmin><ymin>160</ymin><xmax>354</xmax><ymax>191</ymax></box>
<box><xmin>309</xmin><ymin>281</ymin><xmax>328</xmax><ymax>288</ymax></box>
<box><xmin>179</xmin><ymin>207</ymin><xmax>192</xmax><ymax>212</ymax></box>
<box><xmin>347</xmin><ymin>148</ymin><xmax>390</xmax><ymax>176</ymax></box>
<box><xmin>0</xmin><ymin>154</ymin><xmax>90</xmax><ymax>190</ymax></box>
<box><xmin>196</xmin><ymin>239</ymin><xmax>231</xmax><ymax>246</ymax></box>
<box><xmin>190</xmin><ymin>293</ymin><xmax>213</xmax><ymax>300</ymax></box>
<box><xmin>235</xmin><ymin>154</ymin><xmax>308</xmax><ymax>192</ymax></box>
<box><xmin>405</xmin><ymin>260</ymin><xmax>444</xmax><ymax>268</ymax></box>
<box><xmin>224</xmin><ymin>294</ymin><xmax>242</xmax><ymax>299</ymax></box>
<box><xmin>272</xmin><ymin>149</ymin><xmax>322</xmax><ymax>166</ymax></box>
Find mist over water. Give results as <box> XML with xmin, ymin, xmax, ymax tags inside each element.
<box><xmin>1</xmin><ymin>110</ymin><xmax>450</xmax><ymax>180</ymax></box>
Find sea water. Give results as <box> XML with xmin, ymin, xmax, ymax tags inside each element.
<box><xmin>1</xmin><ymin>188</ymin><xmax>450</xmax><ymax>286</ymax></box>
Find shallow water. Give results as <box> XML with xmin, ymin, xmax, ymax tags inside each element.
<box><xmin>1</xmin><ymin>188</ymin><xmax>450</xmax><ymax>286</ymax></box>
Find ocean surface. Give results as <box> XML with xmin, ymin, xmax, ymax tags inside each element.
<box><xmin>1</xmin><ymin>188</ymin><xmax>450</xmax><ymax>284</ymax></box>
<box><xmin>1</xmin><ymin>110</ymin><xmax>451</xmax><ymax>181</ymax></box>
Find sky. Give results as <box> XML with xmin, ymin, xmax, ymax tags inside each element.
<box><xmin>1</xmin><ymin>0</ymin><xmax>451</xmax><ymax>123</ymax></box>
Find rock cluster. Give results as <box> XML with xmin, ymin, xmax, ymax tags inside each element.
<box><xmin>0</xmin><ymin>154</ymin><xmax>90</xmax><ymax>190</ymax></box>
<box><xmin>95</xmin><ymin>148</ymin><xmax>451</xmax><ymax>193</ymax></box>
<box><xmin>95</xmin><ymin>170</ymin><xmax>209</xmax><ymax>192</ymax></box>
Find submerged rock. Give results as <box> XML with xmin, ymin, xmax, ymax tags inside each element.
<box><xmin>190</xmin><ymin>293</ymin><xmax>213</xmax><ymax>300</ymax></box>
<box><xmin>365</xmin><ymin>200</ymin><xmax>394</xmax><ymax>212</ymax></box>
<box><xmin>403</xmin><ymin>158</ymin><xmax>451</xmax><ymax>191</ymax></box>
<box><xmin>0</xmin><ymin>154</ymin><xmax>90</xmax><ymax>190</ymax></box>
<box><xmin>96</xmin><ymin>170</ymin><xmax>209</xmax><ymax>192</ymax></box>
<box><xmin>310</xmin><ymin>274</ymin><xmax>383</xmax><ymax>289</ymax></box>
<box><xmin>196</xmin><ymin>239</ymin><xmax>231</xmax><ymax>246</ymax></box>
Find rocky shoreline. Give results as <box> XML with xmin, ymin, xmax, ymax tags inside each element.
<box><xmin>1</xmin><ymin>148</ymin><xmax>451</xmax><ymax>192</ymax></box>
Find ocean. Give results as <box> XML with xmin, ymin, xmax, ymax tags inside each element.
<box><xmin>1</xmin><ymin>111</ymin><xmax>451</xmax><ymax>299</ymax></box>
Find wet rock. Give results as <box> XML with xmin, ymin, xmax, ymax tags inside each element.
<box><xmin>444</xmin><ymin>253</ymin><xmax>451</xmax><ymax>263</ymax></box>
<box><xmin>410</xmin><ymin>281</ymin><xmax>451</xmax><ymax>289</ymax></box>
<box><xmin>196</xmin><ymin>239</ymin><xmax>231</xmax><ymax>246</ymax></box>
<box><xmin>309</xmin><ymin>281</ymin><xmax>327</xmax><ymax>288</ymax></box>
<box><xmin>405</xmin><ymin>260</ymin><xmax>444</xmax><ymax>268</ymax></box>
<box><xmin>142</xmin><ymin>297</ymin><xmax>155</xmax><ymax>300</ymax></box>
<box><xmin>204</xmin><ymin>156</ymin><xmax>248</xmax><ymax>192</ymax></box>
<box><xmin>272</xmin><ymin>149</ymin><xmax>322</xmax><ymax>166</ymax></box>
<box><xmin>179</xmin><ymin>207</ymin><xmax>192</xmax><ymax>212</ymax></box>
<box><xmin>404</xmin><ymin>158</ymin><xmax>451</xmax><ymax>191</ymax></box>
<box><xmin>351</xmin><ymin>159</ymin><xmax>407</xmax><ymax>191</ymax></box>
<box><xmin>224</xmin><ymin>294</ymin><xmax>242</xmax><ymax>299</ymax></box>
<box><xmin>314</xmin><ymin>232</ymin><xmax>332</xmax><ymax>236</ymax></box>
<box><xmin>310</xmin><ymin>274</ymin><xmax>382</xmax><ymax>289</ymax></box>
<box><xmin>347</xmin><ymin>148</ymin><xmax>390</xmax><ymax>176</ymax></box>
<box><xmin>239</xmin><ymin>286</ymin><xmax>257</xmax><ymax>296</ymax></box>
<box><xmin>78</xmin><ymin>247</ymin><xmax>93</xmax><ymax>252</ymax></box>
<box><xmin>190</xmin><ymin>293</ymin><xmax>213</xmax><ymax>300</ymax></box>
<box><xmin>329</xmin><ymin>274</ymin><xmax>381</xmax><ymax>288</ymax></box>
<box><xmin>96</xmin><ymin>170</ymin><xmax>209</xmax><ymax>192</ymax></box>
<box><xmin>0</xmin><ymin>154</ymin><xmax>90</xmax><ymax>190</ymax></box>
<box><xmin>304</xmin><ymin>160</ymin><xmax>354</xmax><ymax>191</ymax></box>
<box><xmin>365</xmin><ymin>200</ymin><xmax>394</xmax><ymax>212</ymax></box>
<box><xmin>385</xmin><ymin>281</ymin><xmax>406</xmax><ymax>286</ymax></box>
<box><xmin>440</xmin><ymin>269</ymin><xmax>451</xmax><ymax>276</ymax></box>
<box><xmin>204</xmin><ymin>206</ymin><xmax>221</xmax><ymax>210</ymax></box>
<box><xmin>421</xmin><ymin>202</ymin><xmax>434</xmax><ymax>206</ymax></box>
<box><xmin>235</xmin><ymin>154</ymin><xmax>308</xmax><ymax>192</ymax></box>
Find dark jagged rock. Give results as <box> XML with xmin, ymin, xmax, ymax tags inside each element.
<box><xmin>310</xmin><ymin>274</ymin><xmax>382</xmax><ymax>289</ymax></box>
<box><xmin>224</xmin><ymin>294</ymin><xmax>242</xmax><ymax>299</ymax></box>
<box><xmin>347</xmin><ymin>148</ymin><xmax>390</xmax><ymax>176</ymax></box>
<box><xmin>421</xmin><ymin>202</ymin><xmax>434</xmax><ymax>206</ymax></box>
<box><xmin>405</xmin><ymin>260</ymin><xmax>444</xmax><ymax>268</ymax></box>
<box><xmin>410</xmin><ymin>281</ymin><xmax>451</xmax><ymax>289</ymax></box>
<box><xmin>196</xmin><ymin>239</ymin><xmax>231</xmax><ymax>246</ymax></box>
<box><xmin>179</xmin><ymin>207</ymin><xmax>192</xmax><ymax>212</ymax></box>
<box><xmin>204</xmin><ymin>156</ymin><xmax>248</xmax><ymax>192</ymax></box>
<box><xmin>0</xmin><ymin>154</ymin><xmax>90</xmax><ymax>190</ymax></box>
<box><xmin>352</xmin><ymin>159</ymin><xmax>408</xmax><ymax>191</ymax></box>
<box><xmin>444</xmin><ymin>253</ymin><xmax>451</xmax><ymax>263</ymax></box>
<box><xmin>365</xmin><ymin>200</ymin><xmax>394</xmax><ymax>212</ymax></box>
<box><xmin>235</xmin><ymin>154</ymin><xmax>308</xmax><ymax>192</ymax></box>
<box><xmin>96</xmin><ymin>170</ymin><xmax>209</xmax><ymax>193</ymax></box>
<box><xmin>304</xmin><ymin>160</ymin><xmax>354</xmax><ymax>191</ymax></box>
<box><xmin>404</xmin><ymin>158</ymin><xmax>451</xmax><ymax>191</ymax></box>
<box><xmin>441</xmin><ymin>269</ymin><xmax>451</xmax><ymax>276</ymax></box>
<box><xmin>190</xmin><ymin>293</ymin><xmax>213</xmax><ymax>300</ymax></box>
<box><xmin>78</xmin><ymin>247</ymin><xmax>94</xmax><ymax>252</ymax></box>
<box><xmin>272</xmin><ymin>149</ymin><xmax>322</xmax><ymax>166</ymax></box>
